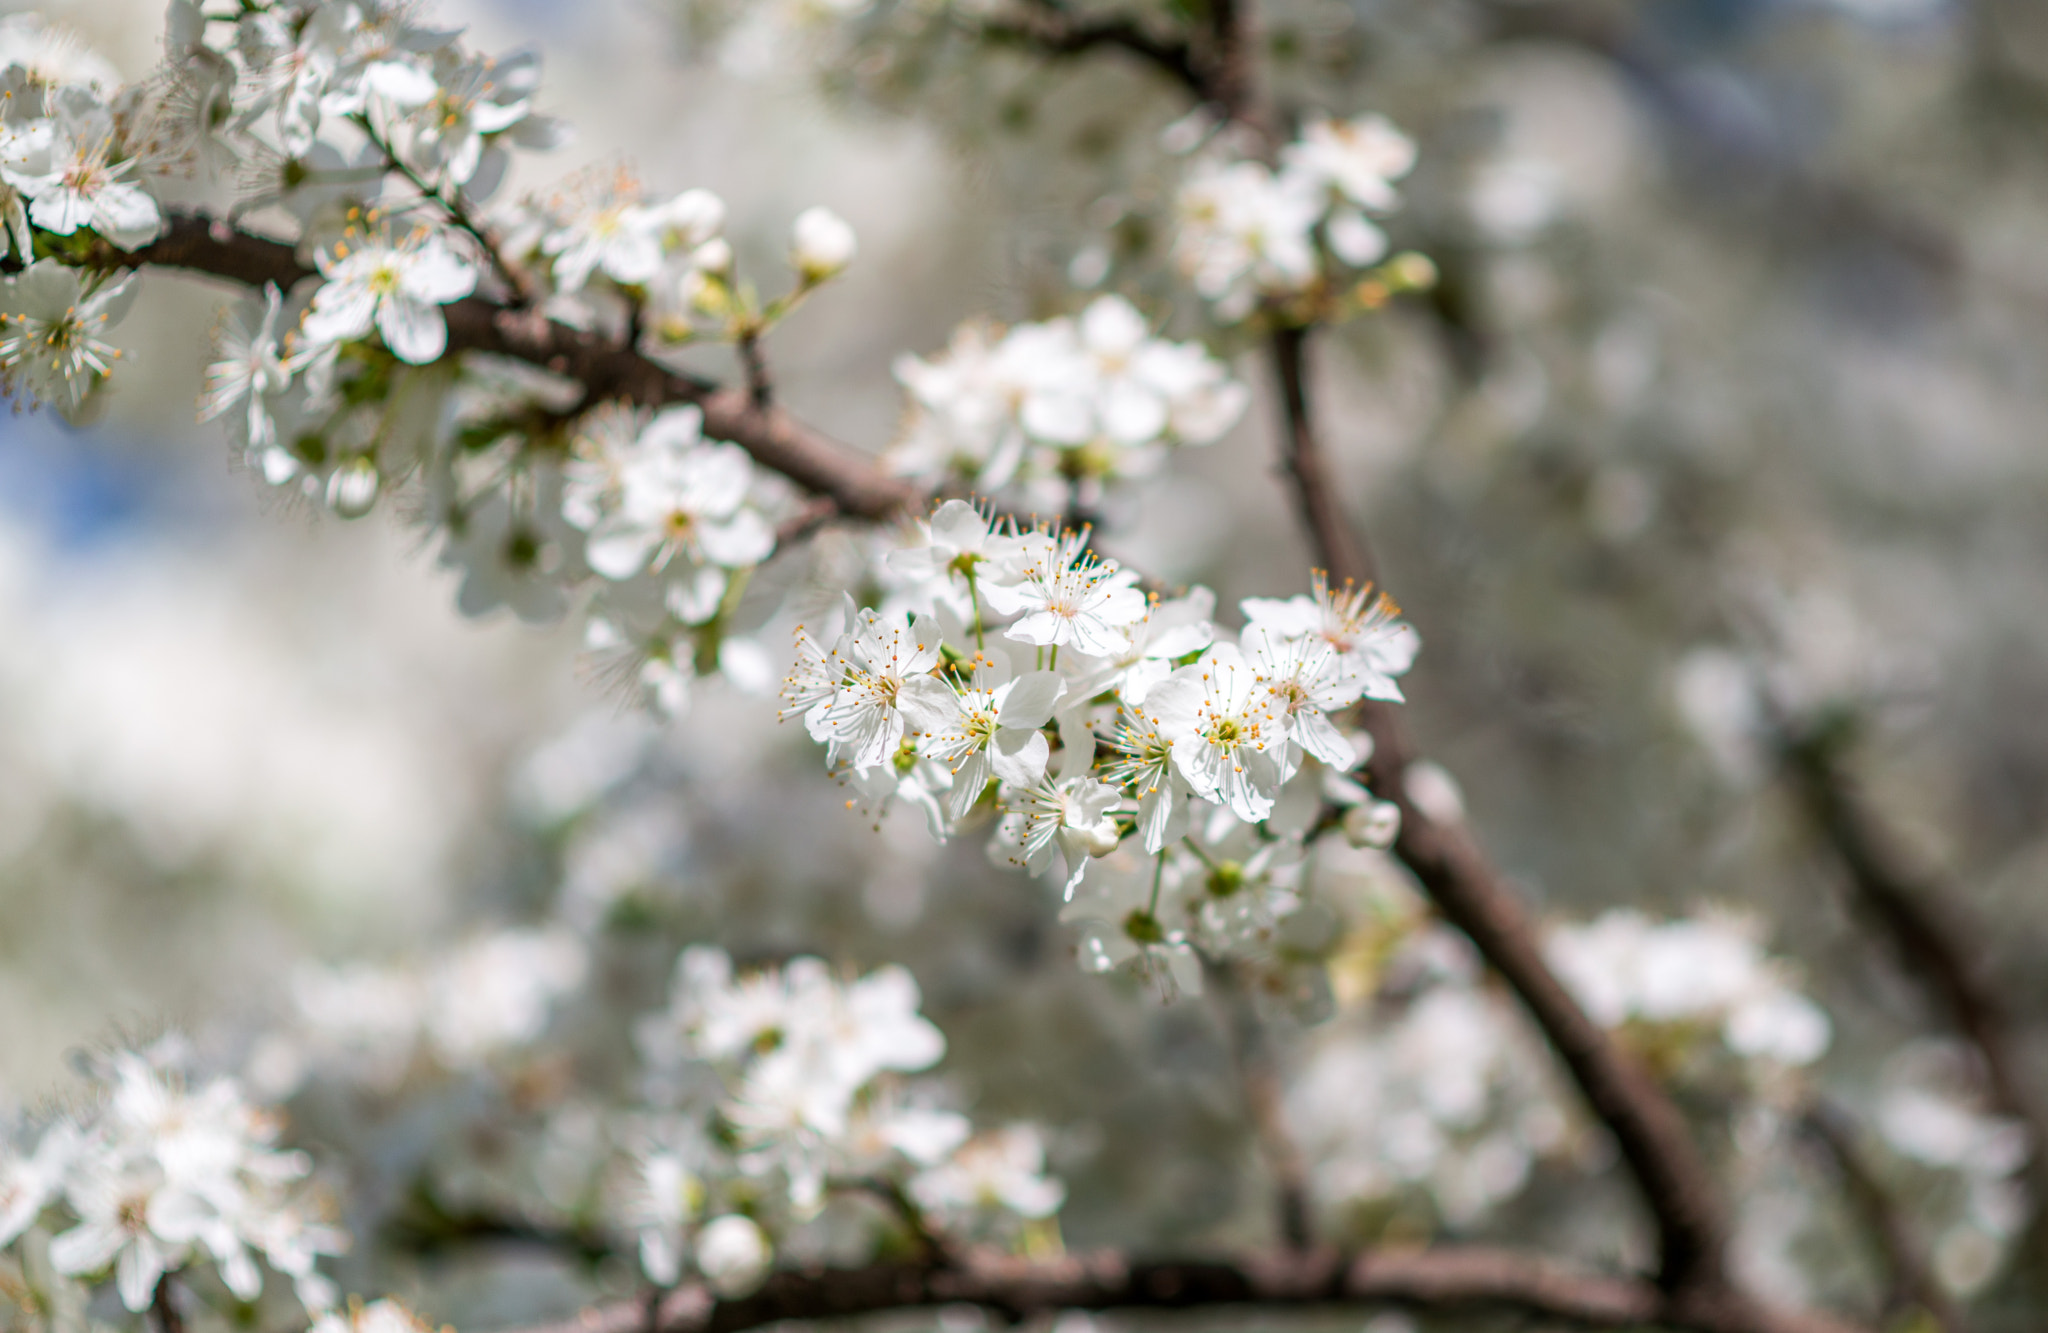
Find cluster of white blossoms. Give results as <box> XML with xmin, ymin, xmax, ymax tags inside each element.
<box><xmin>0</xmin><ymin>14</ymin><xmax>163</xmax><ymax>414</ymax></box>
<box><xmin>887</xmin><ymin>295</ymin><xmax>1247</xmax><ymax>502</ymax></box>
<box><xmin>0</xmin><ymin>1042</ymin><xmax>344</xmax><ymax>1317</ymax></box>
<box><xmin>1546</xmin><ymin>910</ymin><xmax>1833</xmax><ymax>1072</ymax></box>
<box><xmin>781</xmin><ymin>501</ymin><xmax>1417</xmax><ymax>987</ymax></box>
<box><xmin>264</xmin><ymin>926</ymin><xmax>589</xmax><ymax>1092</ymax></box>
<box><xmin>1870</xmin><ymin>1042</ymin><xmax>2033</xmax><ymax>1296</ymax></box>
<box><xmin>1174</xmin><ymin>114</ymin><xmax>1427</xmax><ymax>323</ymax></box>
<box><xmin>1289</xmin><ymin>926</ymin><xmax>1574</xmax><ymax>1228</ymax></box>
<box><xmin>0</xmin><ymin>1</ymin><xmax>825</xmax><ymax>713</ymax></box>
<box><xmin>624</xmin><ymin>948</ymin><xmax>1062</xmax><ymax>1293</ymax></box>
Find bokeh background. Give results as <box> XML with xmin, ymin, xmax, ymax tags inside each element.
<box><xmin>8</xmin><ymin>0</ymin><xmax>2048</xmax><ymax>1326</ymax></box>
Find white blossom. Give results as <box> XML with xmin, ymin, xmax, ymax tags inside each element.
<box><xmin>580</xmin><ymin>406</ymin><xmax>774</xmax><ymax>580</ymax></box>
<box><xmin>200</xmin><ymin>285</ymin><xmax>290</xmax><ymax>451</ymax></box>
<box><xmin>0</xmin><ymin>261</ymin><xmax>136</xmax><ymax>414</ymax></box>
<box><xmin>816</xmin><ymin>608</ymin><xmax>942</xmax><ymax>771</ymax></box>
<box><xmin>7</xmin><ymin>87</ymin><xmax>159</xmax><ymax>249</ymax></box>
<box><xmin>1146</xmin><ymin>644</ymin><xmax>1284</xmax><ymax>824</ymax></box>
<box><xmin>981</xmin><ymin>530</ymin><xmax>1146</xmax><ymax>658</ymax></box>
<box><xmin>302</xmin><ymin>226</ymin><xmax>479</xmax><ymax>364</ymax></box>
<box><xmin>790</xmin><ymin>205</ymin><xmax>856</xmax><ymax>283</ymax></box>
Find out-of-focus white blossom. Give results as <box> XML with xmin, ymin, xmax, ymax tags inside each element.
<box><xmin>888</xmin><ymin>296</ymin><xmax>1245</xmax><ymax>496</ymax></box>
<box><xmin>0</xmin><ymin>261</ymin><xmax>136</xmax><ymax>416</ymax></box>
<box><xmin>1547</xmin><ymin>911</ymin><xmax>1832</xmax><ymax>1070</ymax></box>
<box><xmin>5</xmin><ymin>1048</ymin><xmax>346</xmax><ymax>1315</ymax></box>
<box><xmin>790</xmin><ymin>205</ymin><xmax>856</xmax><ymax>283</ymax></box>
<box><xmin>1175</xmin><ymin>113</ymin><xmax>1419</xmax><ymax>322</ymax></box>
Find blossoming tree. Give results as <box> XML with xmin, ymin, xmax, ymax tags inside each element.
<box><xmin>0</xmin><ymin>4</ymin><xmax>2035</xmax><ymax>1333</ymax></box>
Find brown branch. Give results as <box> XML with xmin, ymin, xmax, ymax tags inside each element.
<box><xmin>1267</xmin><ymin>324</ymin><xmax>1736</xmax><ymax>1298</ymax></box>
<box><xmin>1801</xmin><ymin>1101</ymin><xmax>1965</xmax><ymax>1333</ymax></box>
<box><xmin>1778</xmin><ymin>721</ymin><xmax>2048</xmax><ymax>1268</ymax></box>
<box><xmin>504</xmin><ymin>1246</ymin><xmax>1862</xmax><ymax>1333</ymax></box>
<box><xmin>973</xmin><ymin>5</ymin><xmax>1209</xmax><ymax>105</ymax></box>
<box><xmin>736</xmin><ymin>329</ymin><xmax>773</xmax><ymax>412</ymax></box>
<box><xmin>97</xmin><ymin>212</ymin><xmax>919</xmax><ymax>524</ymax></box>
<box><xmin>150</xmin><ymin>1277</ymin><xmax>185</xmax><ymax>1333</ymax></box>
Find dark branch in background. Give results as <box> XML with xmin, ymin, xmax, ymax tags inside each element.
<box><xmin>972</xmin><ymin>3</ymin><xmax>1208</xmax><ymax>103</ymax></box>
<box><xmin>508</xmin><ymin>1245</ymin><xmax>1862</xmax><ymax>1333</ymax></box>
<box><xmin>1206</xmin><ymin>959</ymin><xmax>1313</xmax><ymax>1252</ymax></box>
<box><xmin>1472</xmin><ymin>1</ymin><xmax>1958</xmax><ymax>288</ymax></box>
<box><xmin>150</xmin><ymin>1277</ymin><xmax>185</xmax><ymax>1333</ymax></box>
<box><xmin>1778</xmin><ymin>719</ymin><xmax>2048</xmax><ymax>1267</ymax></box>
<box><xmin>1800</xmin><ymin>1101</ymin><xmax>1964</xmax><ymax>1333</ymax></box>
<box><xmin>1269</xmin><ymin>327</ymin><xmax>1370</xmax><ymax>586</ymax></box>
<box><xmin>1275</xmin><ymin>310</ymin><xmax>1744</xmax><ymax>1304</ymax></box>
<box><xmin>1210</xmin><ymin>0</ymin><xmax>1738</xmax><ymax>1298</ymax></box>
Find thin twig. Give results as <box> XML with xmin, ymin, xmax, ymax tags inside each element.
<box><xmin>737</xmin><ymin>329</ymin><xmax>773</xmax><ymax>411</ymax></box>
<box><xmin>357</xmin><ymin>117</ymin><xmax>547</xmax><ymax>307</ymax></box>
<box><xmin>828</xmin><ymin>1175</ymin><xmax>950</xmax><ymax>1264</ymax></box>
<box><xmin>1777</xmin><ymin>719</ymin><xmax>2048</xmax><ymax>1273</ymax></box>
<box><xmin>1801</xmin><ymin>1100</ymin><xmax>1965</xmax><ymax>1333</ymax></box>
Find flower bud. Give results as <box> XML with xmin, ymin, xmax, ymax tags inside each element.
<box><xmin>1342</xmin><ymin>799</ymin><xmax>1401</xmax><ymax>850</ymax></box>
<box><xmin>693</xmin><ymin>237</ymin><xmax>733</xmax><ymax>275</ymax></box>
<box><xmin>326</xmin><ymin>456</ymin><xmax>380</xmax><ymax>518</ymax></box>
<box><xmin>696</xmin><ymin>1214</ymin><xmax>771</xmax><ymax>1297</ymax></box>
<box><xmin>791</xmin><ymin>206</ymin><xmax>856</xmax><ymax>284</ymax></box>
<box><xmin>1079</xmin><ymin>816</ymin><xmax>1122</xmax><ymax>858</ymax></box>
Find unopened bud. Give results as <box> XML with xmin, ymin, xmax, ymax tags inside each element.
<box><xmin>1384</xmin><ymin>250</ymin><xmax>1437</xmax><ymax>293</ymax></box>
<box><xmin>1343</xmin><ymin>799</ymin><xmax>1402</xmax><ymax>850</ymax></box>
<box><xmin>791</xmin><ymin>206</ymin><xmax>856</xmax><ymax>284</ymax></box>
<box><xmin>696</xmin><ymin>1214</ymin><xmax>771</xmax><ymax>1297</ymax></box>
<box><xmin>1080</xmin><ymin>817</ymin><xmax>1122</xmax><ymax>858</ymax></box>
<box><xmin>693</xmin><ymin>237</ymin><xmax>734</xmax><ymax>275</ymax></box>
<box><xmin>326</xmin><ymin>456</ymin><xmax>380</xmax><ymax>518</ymax></box>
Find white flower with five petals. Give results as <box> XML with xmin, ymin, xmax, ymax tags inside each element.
<box><xmin>302</xmin><ymin>227</ymin><xmax>478</xmax><ymax>364</ymax></box>
<box><xmin>900</xmin><ymin>662</ymin><xmax>1065</xmax><ymax>817</ymax></box>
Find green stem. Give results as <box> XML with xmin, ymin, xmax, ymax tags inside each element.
<box><xmin>964</xmin><ymin>565</ymin><xmax>987</xmax><ymax>650</ymax></box>
<box><xmin>1147</xmin><ymin>850</ymin><xmax>1167</xmax><ymax>917</ymax></box>
<box><xmin>1182</xmin><ymin>836</ymin><xmax>1221</xmax><ymax>872</ymax></box>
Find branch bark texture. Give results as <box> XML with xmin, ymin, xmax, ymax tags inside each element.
<box><xmin>510</xmin><ymin>1247</ymin><xmax>1862</xmax><ymax>1333</ymax></box>
<box><xmin>105</xmin><ymin>213</ymin><xmax>919</xmax><ymax>523</ymax></box>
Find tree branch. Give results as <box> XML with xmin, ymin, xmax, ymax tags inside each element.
<box><xmin>97</xmin><ymin>212</ymin><xmax>920</xmax><ymax>524</ymax></box>
<box><xmin>971</xmin><ymin>5</ymin><xmax>1209</xmax><ymax>105</ymax></box>
<box><xmin>1778</xmin><ymin>719</ymin><xmax>2048</xmax><ymax>1269</ymax></box>
<box><xmin>1266</xmin><ymin>323</ymin><xmax>1736</xmax><ymax>1298</ymax></box>
<box><xmin>503</xmin><ymin>1246</ymin><xmax>1863</xmax><ymax>1333</ymax></box>
<box><xmin>1801</xmin><ymin>1101</ymin><xmax>1964</xmax><ymax>1333</ymax></box>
